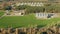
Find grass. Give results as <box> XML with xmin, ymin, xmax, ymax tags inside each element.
<box><xmin>0</xmin><ymin>14</ymin><xmax>60</xmax><ymax>28</ymax></box>
<box><xmin>0</xmin><ymin>10</ymin><xmax>5</xmax><ymax>16</ymax></box>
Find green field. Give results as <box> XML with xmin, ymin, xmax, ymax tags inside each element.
<box><xmin>0</xmin><ymin>12</ymin><xmax>4</xmax><ymax>16</ymax></box>
<box><xmin>0</xmin><ymin>14</ymin><xmax>60</xmax><ymax>28</ymax></box>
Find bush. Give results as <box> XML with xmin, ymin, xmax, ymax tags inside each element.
<box><xmin>4</xmin><ymin>6</ymin><xmax>12</xmax><ymax>10</ymax></box>
<box><xmin>45</xmin><ymin>4</ymin><xmax>60</xmax><ymax>13</ymax></box>
<box><xmin>16</xmin><ymin>5</ymin><xmax>28</xmax><ymax>10</ymax></box>
<box><xmin>26</xmin><ymin>6</ymin><xmax>45</xmax><ymax>14</ymax></box>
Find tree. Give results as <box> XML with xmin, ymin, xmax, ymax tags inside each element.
<box><xmin>4</xmin><ymin>6</ymin><xmax>12</xmax><ymax>10</ymax></box>
<box><xmin>45</xmin><ymin>4</ymin><xmax>60</xmax><ymax>13</ymax></box>
<box><xmin>26</xmin><ymin>6</ymin><xmax>44</xmax><ymax>14</ymax></box>
<box><xmin>16</xmin><ymin>5</ymin><xmax>28</xmax><ymax>10</ymax></box>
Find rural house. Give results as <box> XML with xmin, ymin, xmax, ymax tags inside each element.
<box><xmin>6</xmin><ymin>10</ymin><xmax>25</xmax><ymax>16</ymax></box>
<box><xmin>36</xmin><ymin>13</ymin><xmax>60</xmax><ymax>19</ymax></box>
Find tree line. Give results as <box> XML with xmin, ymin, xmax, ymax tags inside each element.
<box><xmin>3</xmin><ymin>3</ymin><xmax>60</xmax><ymax>14</ymax></box>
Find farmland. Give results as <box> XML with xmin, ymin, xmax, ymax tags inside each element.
<box><xmin>0</xmin><ymin>4</ymin><xmax>60</xmax><ymax>28</ymax></box>
<box><xmin>0</xmin><ymin>13</ymin><xmax>60</xmax><ymax>28</ymax></box>
<box><xmin>0</xmin><ymin>11</ymin><xmax>4</xmax><ymax>17</ymax></box>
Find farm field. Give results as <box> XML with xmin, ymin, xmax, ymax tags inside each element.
<box><xmin>0</xmin><ymin>11</ymin><xmax>4</xmax><ymax>17</ymax></box>
<box><xmin>0</xmin><ymin>14</ymin><xmax>60</xmax><ymax>28</ymax></box>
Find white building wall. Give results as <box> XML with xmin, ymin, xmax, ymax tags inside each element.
<box><xmin>15</xmin><ymin>2</ymin><xmax>44</xmax><ymax>6</ymax></box>
<box><xmin>36</xmin><ymin>13</ymin><xmax>55</xmax><ymax>19</ymax></box>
